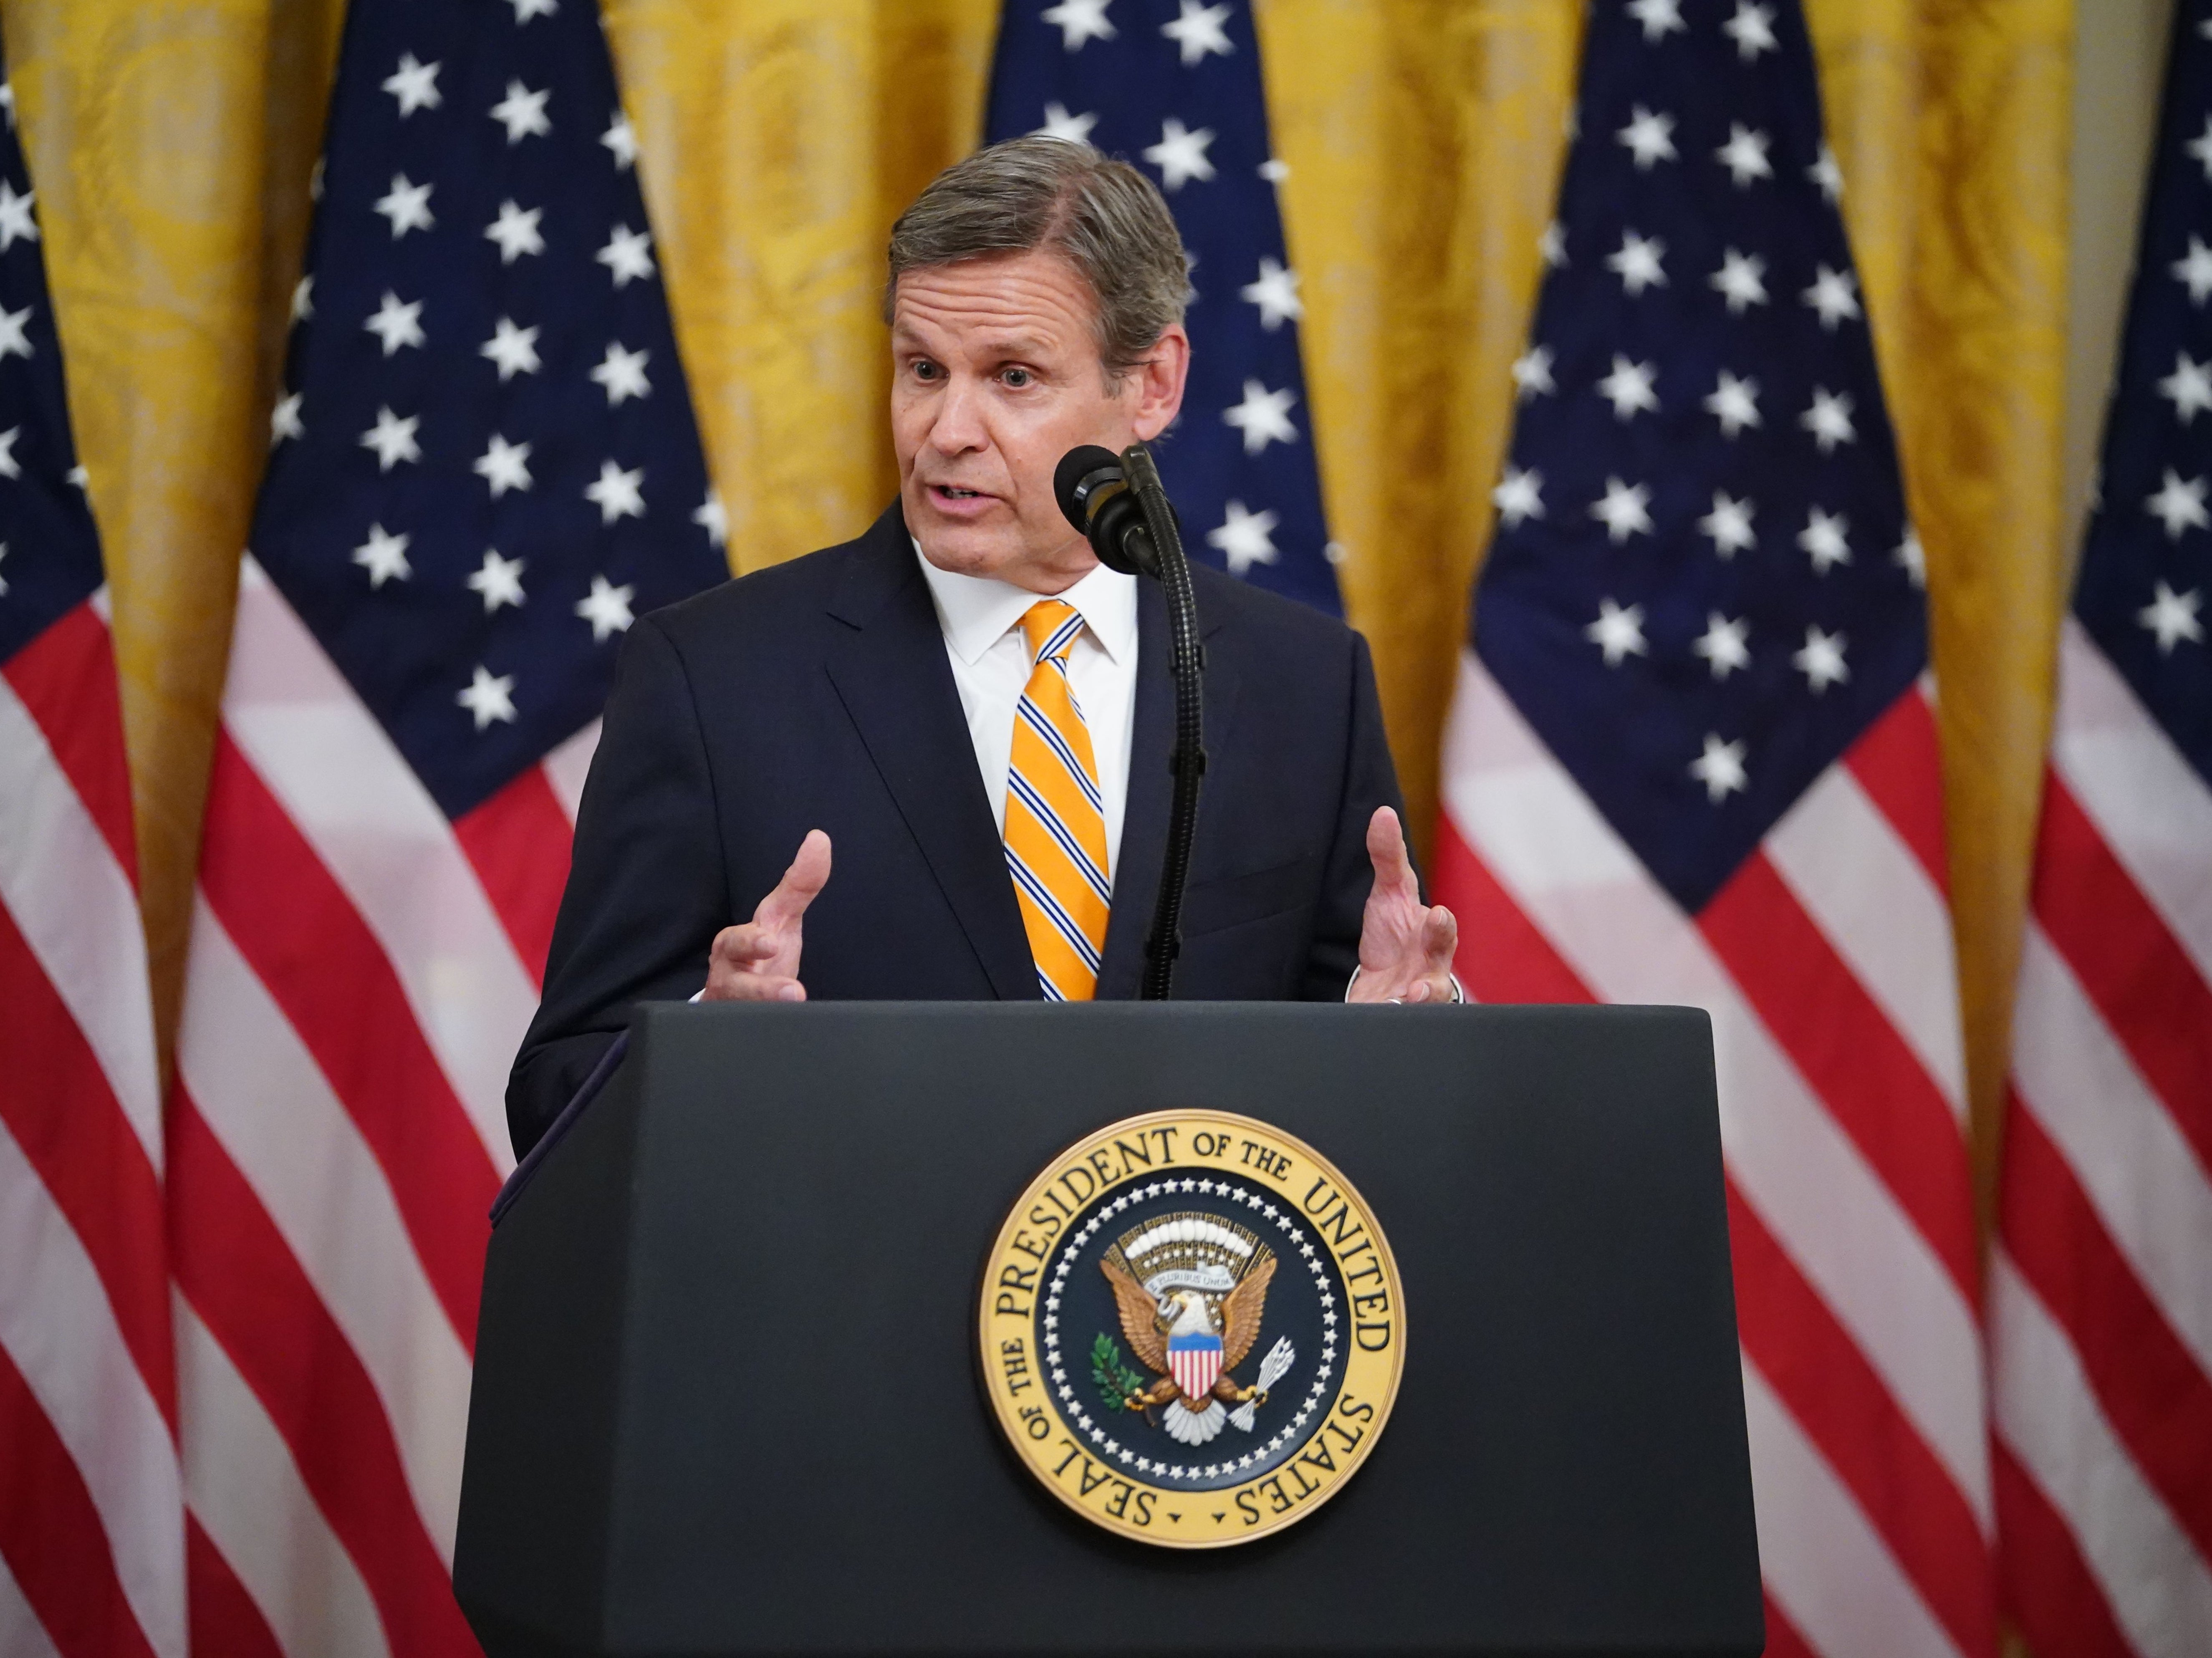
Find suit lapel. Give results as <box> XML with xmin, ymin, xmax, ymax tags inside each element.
<box><xmin>1096</xmin><ymin>581</ymin><xmax>1237</xmax><ymax>1000</ymax></box>
<box><xmin>823</xmin><ymin>511</ymin><xmax>1038</xmax><ymax>1001</ymax></box>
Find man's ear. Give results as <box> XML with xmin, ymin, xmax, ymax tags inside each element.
<box><xmin>1129</xmin><ymin>325</ymin><xmax>1191</xmax><ymax>442</ymax></box>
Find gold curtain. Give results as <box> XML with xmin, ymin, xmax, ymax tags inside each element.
<box><xmin>9</xmin><ymin>0</ymin><xmax>2066</xmax><ymax>1218</ymax></box>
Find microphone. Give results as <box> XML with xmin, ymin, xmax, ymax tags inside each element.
<box><xmin>1054</xmin><ymin>444</ymin><xmax>1155</xmax><ymax>575</ymax></box>
<box><xmin>1053</xmin><ymin>442</ymin><xmax>1205</xmax><ymax>1002</ymax></box>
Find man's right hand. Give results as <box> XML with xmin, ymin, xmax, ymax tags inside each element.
<box><xmin>702</xmin><ymin>830</ymin><xmax>831</xmax><ymax>1002</ymax></box>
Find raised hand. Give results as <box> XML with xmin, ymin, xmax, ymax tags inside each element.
<box><xmin>702</xmin><ymin>830</ymin><xmax>832</xmax><ymax>1002</ymax></box>
<box><xmin>1346</xmin><ymin>807</ymin><xmax>1460</xmax><ymax>1004</ymax></box>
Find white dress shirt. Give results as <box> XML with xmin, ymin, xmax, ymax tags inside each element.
<box><xmin>914</xmin><ymin>543</ymin><xmax>1140</xmax><ymax>881</ymax></box>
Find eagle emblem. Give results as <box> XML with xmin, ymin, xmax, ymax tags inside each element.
<box><xmin>1097</xmin><ymin>1211</ymin><xmax>1297</xmax><ymax>1446</ymax></box>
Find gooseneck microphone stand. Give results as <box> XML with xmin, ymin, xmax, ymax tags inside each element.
<box><xmin>1054</xmin><ymin>442</ymin><xmax>1204</xmax><ymax>1001</ymax></box>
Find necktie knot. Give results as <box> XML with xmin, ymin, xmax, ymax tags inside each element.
<box><xmin>1021</xmin><ymin>598</ymin><xmax>1083</xmax><ymax>667</ymax></box>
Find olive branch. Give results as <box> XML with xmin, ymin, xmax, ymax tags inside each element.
<box><xmin>1091</xmin><ymin>1332</ymin><xmax>1148</xmax><ymax>1412</ymax></box>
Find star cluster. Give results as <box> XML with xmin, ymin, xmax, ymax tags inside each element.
<box><xmin>989</xmin><ymin>1</ymin><xmax>1341</xmax><ymax>613</ymax></box>
<box><xmin>1472</xmin><ymin>0</ymin><xmax>1928</xmax><ymax>913</ymax></box>
<box><xmin>253</xmin><ymin>0</ymin><xmax>727</xmax><ymax>822</ymax></box>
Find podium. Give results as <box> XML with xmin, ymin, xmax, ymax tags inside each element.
<box><xmin>456</xmin><ymin>1002</ymin><xmax>1761</xmax><ymax>1656</ymax></box>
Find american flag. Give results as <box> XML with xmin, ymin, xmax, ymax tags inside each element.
<box><xmin>1989</xmin><ymin>3</ymin><xmax>2212</xmax><ymax>1652</ymax></box>
<box><xmin>0</xmin><ymin>35</ymin><xmax>185</xmax><ymax>1658</ymax></box>
<box><xmin>1433</xmin><ymin>4</ymin><xmax>1993</xmax><ymax>1655</ymax></box>
<box><xmin>167</xmin><ymin>0</ymin><xmax>724</xmax><ymax>1650</ymax></box>
<box><xmin>985</xmin><ymin>0</ymin><xmax>1340</xmax><ymax>614</ymax></box>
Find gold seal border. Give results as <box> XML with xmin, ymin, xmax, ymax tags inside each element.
<box><xmin>978</xmin><ymin>1108</ymin><xmax>1406</xmax><ymax>1549</ymax></box>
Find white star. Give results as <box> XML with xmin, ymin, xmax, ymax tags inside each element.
<box><xmin>382</xmin><ymin>53</ymin><xmax>442</xmax><ymax>117</ymax></box>
<box><xmin>290</xmin><ymin>274</ymin><xmax>313</xmax><ymax>321</ymax></box>
<box><xmin>0</xmin><ymin>544</ymin><xmax>7</xmax><ymax>595</ymax></box>
<box><xmin>0</xmin><ymin>180</ymin><xmax>37</xmax><ymax>252</ymax></box>
<box><xmin>0</xmin><ymin>85</ymin><xmax>13</xmax><ymax>130</ymax></box>
<box><xmin>1207</xmin><ymin>499</ymin><xmax>1280</xmax><ymax>575</ymax></box>
<box><xmin>468</xmin><ymin>548</ymin><xmax>528</xmax><ymax>613</ymax></box>
<box><xmin>1800</xmin><ymin>386</ymin><xmax>1858</xmax><ymax>452</ymax></box>
<box><xmin>597</xmin><ymin>223</ymin><xmax>655</xmax><ymax>287</ymax></box>
<box><xmin>1606</xmin><ymin>230</ymin><xmax>1667</xmax><ymax>296</ymax></box>
<box><xmin>1799</xmin><ymin>505</ymin><xmax>1852</xmax><ymax>573</ymax></box>
<box><xmin>1041</xmin><ymin>0</ymin><xmax>1116</xmax><ymax>50</ymax></box>
<box><xmin>2158</xmin><ymin>351</ymin><xmax>2212</xmax><ymax>424</ymax></box>
<box><xmin>485</xmin><ymin>199</ymin><xmax>545</xmax><ymax>263</ymax></box>
<box><xmin>1705</xmin><ymin>369</ymin><xmax>1762</xmax><ymax>437</ymax></box>
<box><xmin>1723</xmin><ymin>0</ymin><xmax>1779</xmax><ymax>58</ymax></box>
<box><xmin>2173</xmin><ymin>235</ymin><xmax>2212</xmax><ymax>305</ymax></box>
<box><xmin>1626</xmin><ymin>0</ymin><xmax>1686</xmax><ymax>41</ymax></box>
<box><xmin>474</xmin><ymin>433</ymin><xmax>535</xmax><ymax>498</ymax></box>
<box><xmin>351</xmin><ymin>522</ymin><xmax>412</xmax><ymax>588</ymax></box>
<box><xmin>1585</xmin><ymin>598</ymin><xmax>1649</xmax><ymax>666</ymax></box>
<box><xmin>1596</xmin><ymin>354</ymin><xmax>1659</xmax><ymax>419</ymax></box>
<box><xmin>510</xmin><ymin>0</ymin><xmax>558</xmax><ymax>19</ymax></box>
<box><xmin>1538</xmin><ymin>220</ymin><xmax>1566</xmax><ymax>268</ymax></box>
<box><xmin>1808</xmin><ymin>143</ymin><xmax>1844</xmax><ymax>202</ymax></box>
<box><xmin>1693</xmin><ymin>613</ymin><xmax>1752</xmax><ymax>679</ymax></box>
<box><xmin>591</xmin><ymin>341</ymin><xmax>653</xmax><ymax>406</ymax></box>
<box><xmin>1222</xmin><ymin>378</ymin><xmax>1297</xmax><ymax>454</ymax></box>
<box><xmin>0</xmin><ymin>304</ymin><xmax>31</xmax><ymax>360</ymax></box>
<box><xmin>576</xmin><ymin>575</ymin><xmax>637</xmax><ymax>642</ymax></box>
<box><xmin>1240</xmin><ymin>256</ymin><xmax>1303</xmax><ymax>329</ymax></box>
<box><xmin>65</xmin><ymin>464</ymin><xmax>85</xmax><ymax>491</ymax></box>
<box><xmin>1690</xmin><ymin>734</ymin><xmax>1749</xmax><ymax>803</ymax></box>
<box><xmin>694</xmin><ymin>489</ymin><xmax>729</xmax><ymax>548</ymax></box>
<box><xmin>602</xmin><ymin>112</ymin><xmax>639</xmax><ymax>170</ymax></box>
<box><xmin>2145</xmin><ymin>468</ymin><xmax>2209</xmax><ymax>538</ymax></box>
<box><xmin>269</xmin><ymin>391</ymin><xmax>303</xmax><ymax>445</ymax></box>
<box><xmin>1144</xmin><ymin>116</ymin><xmax>1217</xmax><ymax>190</ymax></box>
<box><xmin>1161</xmin><ymin>0</ymin><xmax>1233</xmax><ymax>66</ymax></box>
<box><xmin>480</xmin><ymin>317</ymin><xmax>542</xmax><ymax>380</ymax></box>
<box><xmin>362</xmin><ymin>290</ymin><xmax>424</xmax><ymax>356</ymax></box>
<box><xmin>1801</xmin><ymin>264</ymin><xmax>1861</xmax><ymax>329</ymax></box>
<box><xmin>457</xmin><ymin>666</ymin><xmax>518</xmax><ymax>731</ymax></box>
<box><xmin>373</xmin><ymin>173</ymin><xmax>434</xmax><ymax>238</ymax></box>
<box><xmin>359</xmin><ymin>406</ymin><xmax>420</xmax><ymax>471</ymax></box>
<box><xmin>1616</xmin><ymin>105</ymin><xmax>1677</xmax><ymax>170</ymax></box>
<box><xmin>1698</xmin><ymin>490</ymin><xmax>1757</xmax><ymax>557</ymax></box>
<box><xmin>1715</xmin><ymin>124</ymin><xmax>1773</xmax><ymax>187</ymax></box>
<box><xmin>2190</xmin><ymin>115</ymin><xmax>2212</xmax><ymax>183</ymax></box>
<box><xmin>1492</xmin><ymin>465</ymin><xmax>1544</xmax><ymax>528</ymax></box>
<box><xmin>2139</xmin><ymin>580</ymin><xmax>2205</xmax><ymax>653</ymax></box>
<box><xmin>587</xmin><ymin>459</ymin><xmax>646</xmax><ymax>523</ymax></box>
<box><xmin>0</xmin><ymin>429</ymin><xmax>20</xmax><ymax>479</ymax></box>
<box><xmin>1792</xmin><ymin>625</ymin><xmax>1851</xmax><ymax>693</ymax></box>
<box><xmin>489</xmin><ymin>80</ymin><xmax>551</xmax><ymax>144</ymax></box>
<box><xmin>1258</xmin><ymin>157</ymin><xmax>1289</xmax><ymax>183</ymax></box>
<box><xmin>1589</xmin><ymin>476</ymin><xmax>1654</xmax><ymax>543</ymax></box>
<box><xmin>1710</xmin><ymin>248</ymin><xmax>1768</xmax><ymax>313</ymax></box>
<box><xmin>1512</xmin><ymin>344</ymin><xmax>1556</xmax><ymax>399</ymax></box>
<box><xmin>1894</xmin><ymin>527</ymin><xmax>1927</xmax><ymax>587</ymax></box>
<box><xmin>1037</xmin><ymin>102</ymin><xmax>1098</xmax><ymax>144</ymax></box>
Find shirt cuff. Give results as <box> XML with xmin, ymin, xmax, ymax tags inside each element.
<box><xmin>1343</xmin><ymin>966</ymin><xmax>1466</xmax><ymax>1004</ymax></box>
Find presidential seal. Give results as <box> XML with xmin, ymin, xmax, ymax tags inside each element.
<box><xmin>979</xmin><ymin>1110</ymin><xmax>1404</xmax><ymax>1548</ymax></box>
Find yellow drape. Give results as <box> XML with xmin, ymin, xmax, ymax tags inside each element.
<box><xmin>10</xmin><ymin>0</ymin><xmax>2067</xmax><ymax>1221</ymax></box>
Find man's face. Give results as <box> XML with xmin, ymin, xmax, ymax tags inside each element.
<box><xmin>890</xmin><ymin>249</ymin><xmax>1188</xmax><ymax>594</ymax></box>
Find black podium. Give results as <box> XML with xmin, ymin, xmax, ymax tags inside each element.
<box><xmin>456</xmin><ymin>1002</ymin><xmax>1761</xmax><ymax>1657</ymax></box>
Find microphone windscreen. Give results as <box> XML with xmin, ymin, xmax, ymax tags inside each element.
<box><xmin>1054</xmin><ymin>445</ymin><xmax>1123</xmax><ymax>534</ymax></box>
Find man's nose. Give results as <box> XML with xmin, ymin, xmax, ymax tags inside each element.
<box><xmin>927</xmin><ymin>375</ymin><xmax>989</xmax><ymax>455</ymax></box>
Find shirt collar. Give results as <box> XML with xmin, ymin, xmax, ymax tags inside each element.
<box><xmin>913</xmin><ymin>538</ymin><xmax>1137</xmax><ymax>667</ymax></box>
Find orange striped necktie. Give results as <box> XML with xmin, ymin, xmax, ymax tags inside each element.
<box><xmin>1004</xmin><ymin>599</ymin><xmax>1112</xmax><ymax>1000</ymax></box>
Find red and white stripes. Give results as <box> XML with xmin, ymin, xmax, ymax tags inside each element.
<box><xmin>0</xmin><ymin>598</ymin><xmax>186</xmax><ymax>1658</ymax></box>
<box><xmin>168</xmin><ymin>558</ymin><xmax>590</xmax><ymax>1655</ymax></box>
<box><xmin>1991</xmin><ymin>618</ymin><xmax>2212</xmax><ymax>1658</ymax></box>
<box><xmin>1437</xmin><ymin>649</ymin><xmax>1993</xmax><ymax>1658</ymax></box>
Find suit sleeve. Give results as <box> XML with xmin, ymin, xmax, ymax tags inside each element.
<box><xmin>506</xmin><ymin>616</ymin><xmax>732</xmax><ymax>1156</ymax></box>
<box><xmin>1300</xmin><ymin>630</ymin><xmax>1409</xmax><ymax>1000</ymax></box>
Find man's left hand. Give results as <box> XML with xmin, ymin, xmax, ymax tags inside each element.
<box><xmin>1346</xmin><ymin>806</ymin><xmax>1459</xmax><ymax>1004</ymax></box>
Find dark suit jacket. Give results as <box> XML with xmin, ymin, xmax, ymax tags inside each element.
<box><xmin>507</xmin><ymin>503</ymin><xmax>1407</xmax><ymax>1155</ymax></box>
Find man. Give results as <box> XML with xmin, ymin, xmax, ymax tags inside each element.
<box><xmin>508</xmin><ymin>136</ymin><xmax>1458</xmax><ymax>1158</ymax></box>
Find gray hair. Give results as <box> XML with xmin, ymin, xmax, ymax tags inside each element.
<box><xmin>884</xmin><ymin>135</ymin><xmax>1194</xmax><ymax>380</ymax></box>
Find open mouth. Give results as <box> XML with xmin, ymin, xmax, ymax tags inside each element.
<box><xmin>933</xmin><ymin>485</ymin><xmax>989</xmax><ymax>500</ymax></box>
